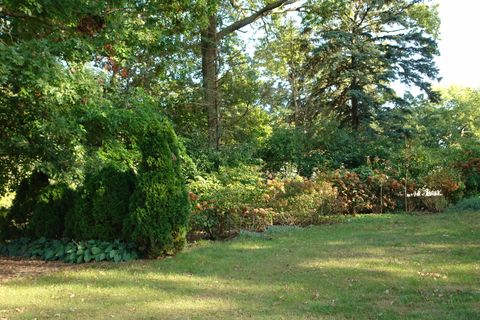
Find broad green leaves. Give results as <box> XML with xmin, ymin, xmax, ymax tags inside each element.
<box><xmin>0</xmin><ymin>238</ymin><xmax>139</xmax><ymax>263</ymax></box>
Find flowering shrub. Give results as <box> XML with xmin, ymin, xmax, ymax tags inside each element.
<box><xmin>263</xmin><ymin>176</ymin><xmax>338</xmax><ymax>226</ymax></box>
<box><xmin>422</xmin><ymin>167</ymin><xmax>464</xmax><ymax>202</ymax></box>
<box><xmin>188</xmin><ymin>162</ymin><xmax>460</xmax><ymax>239</ymax></box>
<box><xmin>328</xmin><ymin>168</ymin><xmax>404</xmax><ymax>214</ymax></box>
<box><xmin>188</xmin><ymin>165</ymin><xmax>268</xmax><ymax>238</ymax></box>
<box><xmin>188</xmin><ymin>166</ymin><xmax>341</xmax><ymax>236</ymax></box>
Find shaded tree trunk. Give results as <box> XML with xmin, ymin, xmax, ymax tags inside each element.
<box><xmin>351</xmin><ymin>91</ymin><xmax>359</xmax><ymax>130</ymax></box>
<box><xmin>289</xmin><ymin>69</ymin><xmax>300</xmax><ymax>126</ymax></box>
<box><xmin>201</xmin><ymin>15</ymin><xmax>220</xmax><ymax>150</ymax></box>
<box><xmin>200</xmin><ymin>0</ymin><xmax>298</xmax><ymax>150</ymax></box>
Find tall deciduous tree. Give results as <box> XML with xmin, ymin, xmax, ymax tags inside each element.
<box><xmin>255</xmin><ymin>19</ymin><xmax>308</xmax><ymax>126</ymax></box>
<box><xmin>0</xmin><ymin>0</ymin><xmax>205</xmax><ymax>191</ymax></box>
<box><xmin>201</xmin><ymin>0</ymin><xmax>299</xmax><ymax>150</ymax></box>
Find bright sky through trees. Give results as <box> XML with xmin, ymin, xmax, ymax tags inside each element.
<box><xmin>241</xmin><ymin>0</ymin><xmax>479</xmax><ymax>90</ymax></box>
<box><xmin>434</xmin><ymin>0</ymin><xmax>480</xmax><ymax>88</ymax></box>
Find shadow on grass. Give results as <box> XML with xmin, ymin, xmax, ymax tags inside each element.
<box><xmin>1</xmin><ymin>212</ymin><xmax>479</xmax><ymax>319</ymax></box>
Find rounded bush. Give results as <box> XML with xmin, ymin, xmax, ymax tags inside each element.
<box><xmin>8</xmin><ymin>172</ymin><xmax>50</xmax><ymax>229</ymax></box>
<box><xmin>126</xmin><ymin>117</ymin><xmax>190</xmax><ymax>257</ymax></box>
<box><xmin>29</xmin><ymin>183</ymin><xmax>76</xmax><ymax>238</ymax></box>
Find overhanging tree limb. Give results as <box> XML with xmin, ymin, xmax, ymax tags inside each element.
<box><xmin>217</xmin><ymin>0</ymin><xmax>300</xmax><ymax>39</ymax></box>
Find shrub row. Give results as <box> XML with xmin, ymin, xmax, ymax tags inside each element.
<box><xmin>188</xmin><ymin>164</ymin><xmax>461</xmax><ymax>239</ymax></box>
<box><xmin>65</xmin><ymin>167</ymin><xmax>135</xmax><ymax>241</ymax></box>
<box><xmin>1</xmin><ymin>113</ymin><xmax>190</xmax><ymax>259</ymax></box>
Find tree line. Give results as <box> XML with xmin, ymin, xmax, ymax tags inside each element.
<box><xmin>1</xmin><ymin>0</ymin><xmax>479</xmax><ymax>255</ymax></box>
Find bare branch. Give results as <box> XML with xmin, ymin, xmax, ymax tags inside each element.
<box><xmin>217</xmin><ymin>0</ymin><xmax>300</xmax><ymax>39</ymax></box>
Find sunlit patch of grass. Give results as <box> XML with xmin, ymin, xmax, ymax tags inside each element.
<box><xmin>1</xmin><ymin>211</ymin><xmax>479</xmax><ymax>319</ymax></box>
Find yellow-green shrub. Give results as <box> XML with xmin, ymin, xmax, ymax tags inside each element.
<box><xmin>264</xmin><ymin>176</ymin><xmax>338</xmax><ymax>226</ymax></box>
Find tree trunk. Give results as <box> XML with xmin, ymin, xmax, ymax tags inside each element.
<box><xmin>350</xmin><ymin>37</ymin><xmax>360</xmax><ymax>130</ymax></box>
<box><xmin>351</xmin><ymin>93</ymin><xmax>359</xmax><ymax>130</ymax></box>
<box><xmin>289</xmin><ymin>72</ymin><xmax>300</xmax><ymax>126</ymax></box>
<box><xmin>200</xmin><ymin>0</ymin><xmax>298</xmax><ymax>150</ymax></box>
<box><xmin>201</xmin><ymin>15</ymin><xmax>220</xmax><ymax>150</ymax></box>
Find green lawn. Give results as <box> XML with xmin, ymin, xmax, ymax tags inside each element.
<box><xmin>1</xmin><ymin>212</ymin><xmax>479</xmax><ymax>320</ymax></box>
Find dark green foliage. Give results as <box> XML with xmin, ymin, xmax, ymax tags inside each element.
<box><xmin>65</xmin><ymin>166</ymin><xmax>135</xmax><ymax>241</ymax></box>
<box><xmin>0</xmin><ymin>238</ymin><xmax>138</xmax><ymax>263</ymax></box>
<box><xmin>2</xmin><ymin>108</ymin><xmax>191</xmax><ymax>258</ymax></box>
<box><xmin>126</xmin><ymin>117</ymin><xmax>190</xmax><ymax>257</ymax></box>
<box><xmin>303</xmin><ymin>0</ymin><xmax>440</xmax><ymax>128</ymax></box>
<box><xmin>128</xmin><ymin>172</ymin><xmax>189</xmax><ymax>256</ymax></box>
<box><xmin>465</xmin><ymin>172</ymin><xmax>480</xmax><ymax>197</ymax></box>
<box><xmin>63</xmin><ymin>107</ymin><xmax>191</xmax><ymax>256</ymax></box>
<box><xmin>5</xmin><ymin>173</ymin><xmax>75</xmax><ymax>239</ymax></box>
<box><xmin>448</xmin><ymin>196</ymin><xmax>480</xmax><ymax>212</ymax></box>
<box><xmin>7</xmin><ymin>172</ymin><xmax>50</xmax><ymax>236</ymax></box>
<box><xmin>261</xmin><ymin>124</ymin><xmax>395</xmax><ymax>176</ymax></box>
<box><xmin>261</xmin><ymin>127</ymin><xmax>312</xmax><ymax>175</ymax></box>
<box><xmin>0</xmin><ymin>208</ymin><xmax>10</xmax><ymax>241</ymax></box>
<box><xmin>29</xmin><ymin>184</ymin><xmax>76</xmax><ymax>239</ymax></box>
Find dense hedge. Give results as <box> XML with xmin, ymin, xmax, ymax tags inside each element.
<box><xmin>1</xmin><ymin>110</ymin><xmax>191</xmax><ymax>260</ymax></box>
<box><xmin>2</xmin><ymin>173</ymin><xmax>76</xmax><ymax>240</ymax></box>
<box><xmin>29</xmin><ymin>184</ymin><xmax>76</xmax><ymax>239</ymax></box>
<box><xmin>7</xmin><ymin>171</ymin><xmax>50</xmax><ymax>236</ymax></box>
<box><xmin>65</xmin><ymin>167</ymin><xmax>135</xmax><ymax>241</ymax></box>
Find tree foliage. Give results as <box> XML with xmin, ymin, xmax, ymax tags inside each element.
<box><xmin>2</xmin><ymin>0</ymin><xmax>480</xmax><ymax>258</ymax></box>
<box><xmin>127</xmin><ymin>115</ymin><xmax>190</xmax><ymax>257</ymax></box>
<box><xmin>302</xmin><ymin>0</ymin><xmax>440</xmax><ymax>128</ymax></box>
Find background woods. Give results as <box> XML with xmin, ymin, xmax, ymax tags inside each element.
<box><xmin>1</xmin><ymin>0</ymin><xmax>479</xmax><ymax>257</ymax></box>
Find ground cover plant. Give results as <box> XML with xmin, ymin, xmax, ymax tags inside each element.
<box><xmin>1</xmin><ymin>211</ymin><xmax>479</xmax><ymax>319</ymax></box>
<box><xmin>0</xmin><ymin>238</ymin><xmax>138</xmax><ymax>263</ymax></box>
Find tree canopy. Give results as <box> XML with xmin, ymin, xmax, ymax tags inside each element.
<box><xmin>2</xmin><ymin>0</ymin><xmax>480</xmax><ymax>251</ymax></box>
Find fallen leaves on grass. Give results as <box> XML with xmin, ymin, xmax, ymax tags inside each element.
<box><xmin>417</xmin><ymin>271</ymin><xmax>447</xmax><ymax>280</ymax></box>
<box><xmin>0</xmin><ymin>257</ymin><xmax>80</xmax><ymax>282</ymax></box>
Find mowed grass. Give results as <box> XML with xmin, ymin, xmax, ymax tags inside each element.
<box><xmin>1</xmin><ymin>212</ymin><xmax>479</xmax><ymax>319</ymax></box>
